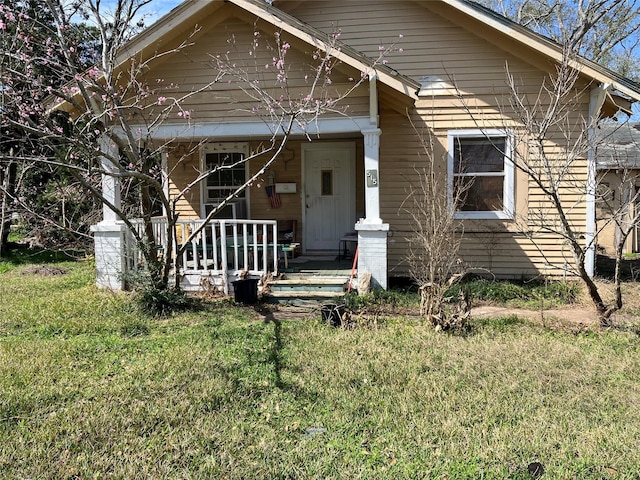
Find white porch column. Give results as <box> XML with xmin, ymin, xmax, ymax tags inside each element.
<box><xmin>356</xmin><ymin>127</ymin><xmax>389</xmax><ymax>290</ymax></box>
<box><xmin>90</xmin><ymin>137</ymin><xmax>127</xmax><ymax>290</ymax></box>
<box><xmin>586</xmin><ymin>83</ymin><xmax>611</xmax><ymax>277</ymax></box>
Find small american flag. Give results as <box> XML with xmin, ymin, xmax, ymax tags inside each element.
<box><xmin>266</xmin><ymin>185</ymin><xmax>281</xmax><ymax>209</ymax></box>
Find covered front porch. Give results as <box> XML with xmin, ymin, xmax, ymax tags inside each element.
<box><xmin>92</xmin><ymin>116</ymin><xmax>391</xmax><ymax>295</ymax></box>
<box><xmin>125</xmin><ymin>216</ymin><xmax>354</xmax><ymax>296</ymax></box>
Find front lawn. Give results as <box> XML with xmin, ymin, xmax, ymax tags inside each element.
<box><xmin>1</xmin><ymin>257</ymin><xmax>639</xmax><ymax>478</ymax></box>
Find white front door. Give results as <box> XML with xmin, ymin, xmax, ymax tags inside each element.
<box><xmin>302</xmin><ymin>142</ymin><xmax>356</xmax><ymax>252</ymax></box>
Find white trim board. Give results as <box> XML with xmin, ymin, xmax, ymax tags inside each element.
<box><xmin>122</xmin><ymin>117</ymin><xmax>373</xmax><ymax>141</ymax></box>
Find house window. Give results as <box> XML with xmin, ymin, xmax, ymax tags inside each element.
<box><xmin>200</xmin><ymin>143</ymin><xmax>249</xmax><ymax>216</ymax></box>
<box><xmin>447</xmin><ymin>130</ymin><xmax>514</xmax><ymax>219</ymax></box>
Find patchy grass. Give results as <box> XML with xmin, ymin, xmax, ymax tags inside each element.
<box><xmin>0</xmin><ymin>244</ymin><xmax>85</xmax><ymax>274</ymax></box>
<box><xmin>1</xmin><ymin>258</ymin><xmax>640</xmax><ymax>478</ymax></box>
<box><xmin>346</xmin><ymin>279</ymin><xmax>579</xmax><ymax>315</ymax></box>
<box><xmin>448</xmin><ymin>278</ymin><xmax>580</xmax><ymax>310</ymax></box>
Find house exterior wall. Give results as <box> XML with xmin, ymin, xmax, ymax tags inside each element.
<box><xmin>167</xmin><ymin>143</ymin><xmax>201</xmax><ymax>219</ymax></box>
<box><xmin>248</xmin><ymin>138</ymin><xmax>365</xmax><ymax>229</ymax></box>
<box><xmin>281</xmin><ymin>0</ymin><xmax>593</xmax><ymax>279</ymax></box>
<box><xmin>376</xmin><ymin>103</ymin><xmax>591</xmax><ymax>279</ymax></box>
<box><xmin>156</xmin><ymin>0</ymin><xmax>599</xmax><ymax>281</ymax></box>
<box><xmin>167</xmin><ymin>139</ymin><xmax>365</xmax><ymax>244</ymax></box>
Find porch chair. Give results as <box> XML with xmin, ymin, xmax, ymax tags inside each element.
<box><xmin>338</xmin><ymin>231</ymin><xmax>358</xmax><ymax>260</ymax></box>
<box><xmin>277</xmin><ymin>219</ymin><xmax>297</xmax><ymax>244</ymax></box>
<box><xmin>277</xmin><ymin>219</ymin><xmax>300</xmax><ymax>269</ymax></box>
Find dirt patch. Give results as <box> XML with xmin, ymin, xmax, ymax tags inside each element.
<box><xmin>265</xmin><ymin>301</ymin><xmax>638</xmax><ymax>332</ymax></box>
<box><xmin>21</xmin><ymin>265</ymin><xmax>68</xmax><ymax>276</ymax></box>
<box><xmin>254</xmin><ymin>304</ymin><xmax>321</xmax><ymax>321</ymax></box>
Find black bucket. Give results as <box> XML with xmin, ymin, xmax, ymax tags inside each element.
<box><xmin>232</xmin><ymin>278</ymin><xmax>259</xmax><ymax>304</ymax></box>
<box><xmin>321</xmin><ymin>304</ymin><xmax>345</xmax><ymax>327</ymax></box>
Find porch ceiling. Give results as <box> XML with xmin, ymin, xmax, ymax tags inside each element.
<box><xmin>379</xmin><ymin>83</ymin><xmax>416</xmax><ymax>116</ymax></box>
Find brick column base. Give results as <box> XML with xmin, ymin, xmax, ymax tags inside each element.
<box><xmin>91</xmin><ymin>223</ymin><xmax>128</xmax><ymax>290</ymax></box>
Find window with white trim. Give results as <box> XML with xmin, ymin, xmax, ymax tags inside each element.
<box><xmin>200</xmin><ymin>142</ymin><xmax>249</xmax><ymax>217</ymax></box>
<box><xmin>448</xmin><ymin>130</ymin><xmax>514</xmax><ymax>219</ymax></box>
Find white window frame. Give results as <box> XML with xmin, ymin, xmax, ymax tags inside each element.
<box><xmin>200</xmin><ymin>142</ymin><xmax>250</xmax><ymax>218</ymax></box>
<box><xmin>447</xmin><ymin>129</ymin><xmax>515</xmax><ymax>220</ymax></box>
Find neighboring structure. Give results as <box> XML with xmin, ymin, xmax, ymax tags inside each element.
<box><xmin>596</xmin><ymin>123</ymin><xmax>640</xmax><ymax>256</ymax></box>
<box><xmin>85</xmin><ymin>0</ymin><xmax>640</xmax><ymax>291</ymax></box>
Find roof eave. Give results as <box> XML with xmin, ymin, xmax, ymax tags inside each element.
<box><xmin>113</xmin><ymin>0</ymin><xmax>223</xmax><ymax>68</ymax></box>
<box><xmin>441</xmin><ymin>0</ymin><xmax>640</xmax><ymax>103</ymax></box>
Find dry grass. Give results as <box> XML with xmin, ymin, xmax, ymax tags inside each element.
<box><xmin>1</xmin><ymin>258</ymin><xmax>640</xmax><ymax>478</ymax></box>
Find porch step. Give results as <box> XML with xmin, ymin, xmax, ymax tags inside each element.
<box><xmin>264</xmin><ymin>275</ymin><xmax>352</xmax><ymax>303</ymax></box>
<box><xmin>267</xmin><ymin>291</ymin><xmax>344</xmax><ymax>299</ymax></box>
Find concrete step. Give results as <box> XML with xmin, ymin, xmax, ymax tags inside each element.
<box><xmin>267</xmin><ymin>291</ymin><xmax>344</xmax><ymax>299</ymax></box>
<box><xmin>264</xmin><ymin>275</ymin><xmax>352</xmax><ymax>304</ymax></box>
<box><xmin>269</xmin><ymin>277</ymin><xmax>349</xmax><ymax>293</ymax></box>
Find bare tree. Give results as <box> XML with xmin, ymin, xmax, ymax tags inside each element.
<box><xmin>480</xmin><ymin>0</ymin><xmax>640</xmax><ymax>78</ymax></box>
<box><xmin>448</xmin><ymin>0</ymin><xmax>640</xmax><ymax>326</ymax></box>
<box><xmin>472</xmin><ymin>46</ymin><xmax>638</xmax><ymax>326</ymax></box>
<box><xmin>401</xmin><ymin>118</ymin><xmax>470</xmax><ymax>330</ymax></box>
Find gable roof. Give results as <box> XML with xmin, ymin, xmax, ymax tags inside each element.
<box><xmin>452</xmin><ymin>1</ymin><xmax>640</xmax><ymax>96</ymax></box>
<box><xmin>74</xmin><ymin>0</ymin><xmax>640</xmax><ymax>115</ymax></box>
<box><xmin>440</xmin><ymin>0</ymin><xmax>640</xmax><ymax>113</ymax></box>
<box><xmin>117</xmin><ymin>0</ymin><xmax>421</xmax><ymax>99</ymax></box>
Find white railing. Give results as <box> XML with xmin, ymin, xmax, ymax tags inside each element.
<box><xmin>126</xmin><ymin>217</ymin><xmax>279</xmax><ymax>293</ymax></box>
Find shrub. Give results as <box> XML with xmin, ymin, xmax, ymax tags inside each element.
<box><xmin>124</xmin><ymin>269</ymin><xmax>195</xmax><ymax>317</ymax></box>
<box><xmin>136</xmin><ymin>283</ymin><xmax>193</xmax><ymax>317</ymax></box>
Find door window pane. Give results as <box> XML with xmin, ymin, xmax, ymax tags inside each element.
<box><xmin>321</xmin><ymin>170</ymin><xmax>333</xmax><ymax>196</ymax></box>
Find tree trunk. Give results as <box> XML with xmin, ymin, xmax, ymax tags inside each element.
<box><xmin>0</xmin><ymin>161</ymin><xmax>16</xmax><ymax>258</ymax></box>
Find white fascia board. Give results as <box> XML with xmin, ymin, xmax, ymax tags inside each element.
<box><xmin>121</xmin><ymin>116</ymin><xmax>373</xmax><ymax>140</ymax></box>
<box><xmin>114</xmin><ymin>0</ymin><xmax>221</xmax><ymax>67</ymax></box>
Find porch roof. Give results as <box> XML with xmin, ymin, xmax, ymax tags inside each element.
<box><xmin>124</xmin><ymin>116</ymin><xmax>375</xmax><ymax>142</ymax></box>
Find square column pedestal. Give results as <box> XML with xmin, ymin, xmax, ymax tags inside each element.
<box><xmin>355</xmin><ymin>222</ymin><xmax>390</xmax><ymax>291</ymax></box>
<box><xmin>91</xmin><ymin>222</ymin><xmax>128</xmax><ymax>290</ymax></box>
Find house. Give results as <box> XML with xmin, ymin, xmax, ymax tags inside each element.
<box><xmin>86</xmin><ymin>0</ymin><xmax>640</xmax><ymax>292</ymax></box>
<box><xmin>596</xmin><ymin>123</ymin><xmax>640</xmax><ymax>256</ymax></box>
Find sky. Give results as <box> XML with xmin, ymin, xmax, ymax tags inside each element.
<box><xmin>138</xmin><ymin>0</ymin><xmax>181</xmax><ymax>24</ymax></box>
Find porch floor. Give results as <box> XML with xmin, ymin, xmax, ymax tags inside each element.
<box><xmin>281</xmin><ymin>254</ymin><xmax>354</xmax><ymax>276</ymax></box>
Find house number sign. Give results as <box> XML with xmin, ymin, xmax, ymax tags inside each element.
<box><xmin>366</xmin><ymin>169</ymin><xmax>378</xmax><ymax>188</ymax></box>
